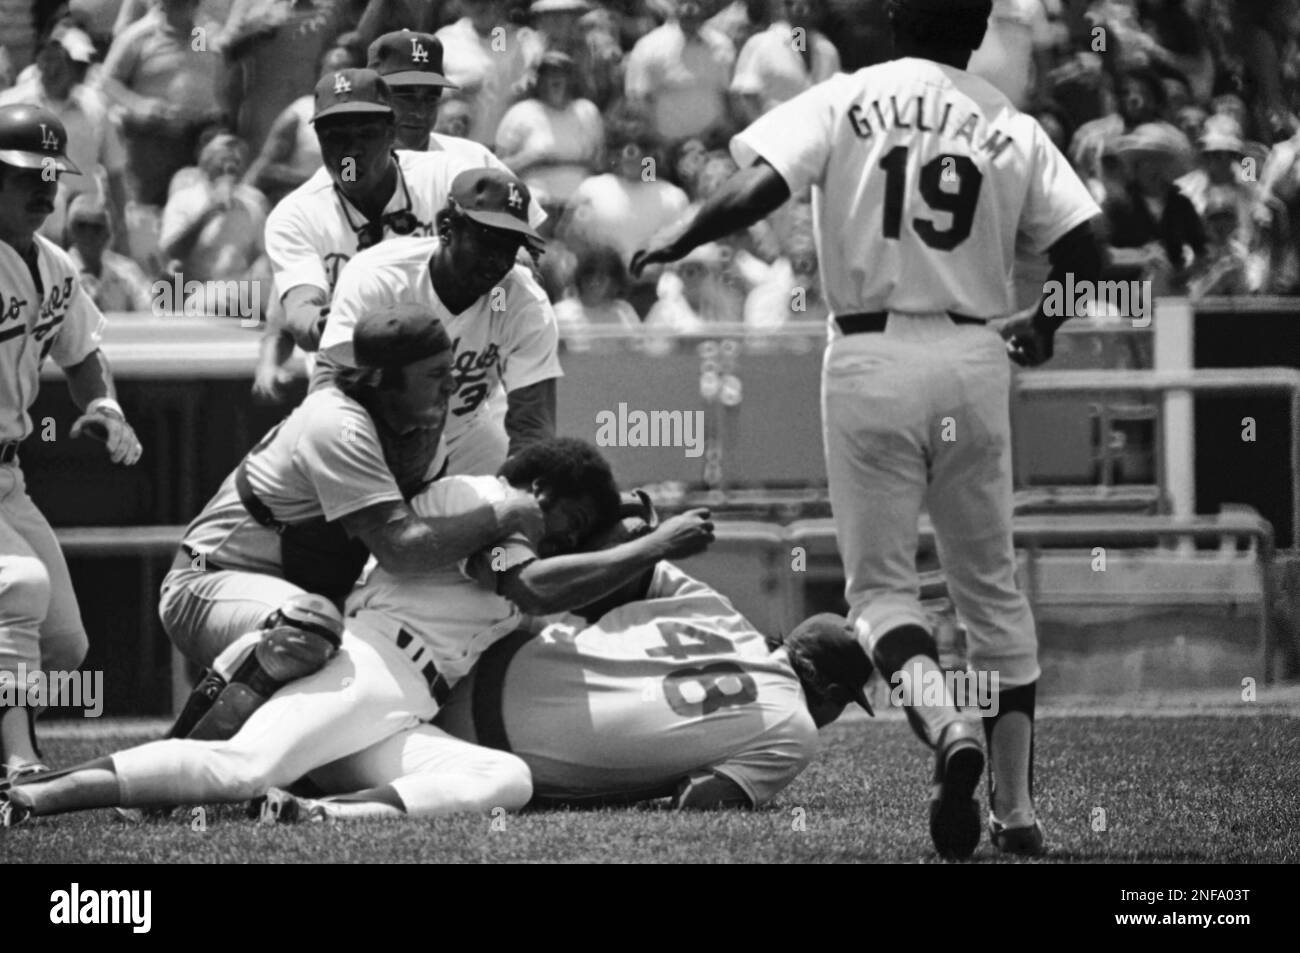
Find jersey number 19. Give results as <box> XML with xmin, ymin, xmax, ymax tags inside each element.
<box><xmin>879</xmin><ymin>147</ymin><xmax>983</xmax><ymax>251</ymax></box>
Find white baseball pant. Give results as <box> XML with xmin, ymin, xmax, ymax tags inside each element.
<box><xmin>821</xmin><ymin>313</ymin><xmax>1040</xmax><ymax>688</ymax></box>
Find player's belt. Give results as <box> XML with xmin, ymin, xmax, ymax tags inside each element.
<box><xmin>835</xmin><ymin>311</ymin><xmax>986</xmax><ymax>335</ymax></box>
<box><xmin>393</xmin><ymin>626</ymin><xmax>451</xmax><ymax>706</ymax></box>
<box><xmin>0</xmin><ymin>441</ymin><xmax>18</xmax><ymax>465</ymax></box>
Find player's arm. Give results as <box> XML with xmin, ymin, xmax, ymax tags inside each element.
<box><xmin>503</xmin><ymin>378</ymin><xmax>556</xmax><ymax>456</ymax></box>
<box><xmin>63</xmin><ymin>349</ymin><xmax>143</xmax><ymax>466</ymax></box>
<box><xmin>1002</xmin><ymin>218</ymin><xmax>1104</xmax><ymax>367</ymax></box>
<box><xmin>280</xmin><ymin>283</ymin><xmax>331</xmax><ymax>352</ymax></box>
<box><xmin>629</xmin><ymin>160</ymin><xmax>791</xmax><ymax>276</ymax></box>
<box><xmin>340</xmin><ymin>495</ymin><xmax>542</xmax><ymax>576</ymax></box>
<box><xmin>487</xmin><ymin>509</ymin><xmax>715</xmax><ymax>615</ymax></box>
<box><xmin>253</xmin><ymin>321</ymin><xmax>297</xmax><ymax>403</ymax></box>
<box><xmin>673</xmin><ymin>770</ymin><xmax>754</xmax><ymax>811</ymax></box>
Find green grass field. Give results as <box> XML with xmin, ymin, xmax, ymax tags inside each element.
<box><xmin>7</xmin><ymin>708</ymin><xmax>1299</xmax><ymax>864</ymax></box>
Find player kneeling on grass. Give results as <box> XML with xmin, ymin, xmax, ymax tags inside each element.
<box><xmin>158</xmin><ymin>302</ymin><xmax>544</xmax><ymax>744</ymax></box>
<box><xmin>427</xmin><ymin>510</ymin><xmax>876</xmax><ymax>810</ymax></box>
<box><xmin>0</xmin><ymin>440</ymin><xmax>716</xmax><ymax>825</ymax></box>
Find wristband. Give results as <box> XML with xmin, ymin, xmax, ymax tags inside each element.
<box><xmin>87</xmin><ymin>397</ymin><xmax>125</xmax><ymax>420</ymax></box>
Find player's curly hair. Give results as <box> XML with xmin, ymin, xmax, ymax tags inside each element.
<box><xmin>888</xmin><ymin>0</ymin><xmax>991</xmax><ymax>53</ymax></box>
<box><xmin>498</xmin><ymin>437</ymin><xmax>622</xmax><ymax>538</ymax></box>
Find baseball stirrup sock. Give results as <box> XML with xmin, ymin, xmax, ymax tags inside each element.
<box><xmin>983</xmin><ymin>681</ymin><xmax>1037</xmax><ymax>816</ymax></box>
<box><xmin>166</xmin><ymin>671</ymin><xmax>228</xmax><ymax>738</ymax></box>
<box><xmin>872</xmin><ymin>624</ymin><xmax>957</xmax><ymax>749</ymax></box>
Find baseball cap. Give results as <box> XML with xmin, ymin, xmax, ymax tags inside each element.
<box><xmin>784</xmin><ymin>613</ymin><xmax>874</xmax><ymax>714</ymax></box>
<box><xmin>449</xmin><ymin>167</ymin><xmax>544</xmax><ymax>247</ymax></box>
<box><xmin>353</xmin><ymin>303</ymin><xmax>453</xmax><ymax>369</ymax></box>
<box><xmin>0</xmin><ymin>104</ymin><xmax>80</xmax><ymax>174</ymax></box>
<box><xmin>367</xmin><ymin>30</ymin><xmax>458</xmax><ymax>88</ymax></box>
<box><xmin>311</xmin><ymin>69</ymin><xmax>394</xmax><ymax>123</ymax></box>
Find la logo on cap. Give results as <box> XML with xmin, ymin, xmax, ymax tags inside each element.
<box><xmin>333</xmin><ymin>73</ymin><xmax>352</xmax><ymax>95</ymax></box>
<box><xmin>39</xmin><ymin>123</ymin><xmax>59</xmax><ymax>151</ymax></box>
<box><xmin>507</xmin><ymin>183</ymin><xmax>523</xmax><ymax>210</ymax></box>
<box><xmin>410</xmin><ymin>37</ymin><xmax>429</xmax><ymax>63</ymax></box>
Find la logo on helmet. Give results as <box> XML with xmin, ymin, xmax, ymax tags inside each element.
<box><xmin>39</xmin><ymin>123</ymin><xmax>59</xmax><ymax>151</ymax></box>
<box><xmin>507</xmin><ymin>183</ymin><xmax>523</xmax><ymax>210</ymax></box>
<box><xmin>410</xmin><ymin>38</ymin><xmax>429</xmax><ymax>63</ymax></box>
<box><xmin>333</xmin><ymin>73</ymin><xmax>352</xmax><ymax>95</ymax></box>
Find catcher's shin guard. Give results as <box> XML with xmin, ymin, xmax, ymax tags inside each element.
<box><xmin>186</xmin><ymin>594</ymin><xmax>344</xmax><ymax>741</ymax></box>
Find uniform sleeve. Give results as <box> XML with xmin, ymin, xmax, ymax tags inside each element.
<box><xmin>317</xmin><ymin>253</ymin><xmax>400</xmax><ymax>368</ymax></box>
<box><xmin>730</xmin><ymin>77</ymin><xmax>839</xmax><ymax>194</ymax></box>
<box><xmin>709</xmin><ymin>709</ymin><xmax>819</xmax><ymax>807</ymax></box>
<box><xmin>411</xmin><ymin>476</ymin><xmax>535</xmax><ymax>576</ymax></box>
<box><xmin>497</xmin><ymin>271</ymin><xmax>563</xmax><ymax>392</ymax></box>
<box><xmin>645</xmin><ymin>561</ymin><xmax>717</xmax><ymax>600</ymax></box>
<box><xmin>264</xmin><ymin>196</ymin><xmax>330</xmax><ymax>299</ymax></box>
<box><xmin>49</xmin><ymin>268</ymin><xmax>106</xmax><ymax>368</ymax></box>
<box><xmin>1018</xmin><ymin>119</ymin><xmax>1103</xmax><ymax>254</ymax></box>
<box><xmin>293</xmin><ymin>398</ymin><xmax>404</xmax><ymax>522</ymax></box>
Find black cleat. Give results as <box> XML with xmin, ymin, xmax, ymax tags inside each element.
<box><xmin>989</xmin><ymin>816</ymin><xmax>1047</xmax><ymax>857</ymax></box>
<box><xmin>928</xmin><ymin>720</ymin><xmax>985</xmax><ymax>860</ymax></box>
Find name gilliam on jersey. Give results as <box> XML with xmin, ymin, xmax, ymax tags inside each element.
<box><xmin>847</xmin><ymin>94</ymin><xmax>1015</xmax><ymax>160</ymax></box>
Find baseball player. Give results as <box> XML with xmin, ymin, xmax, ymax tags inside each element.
<box><xmin>1</xmin><ymin>439</ymin><xmax>716</xmax><ymax>824</ymax></box>
<box><xmin>632</xmin><ymin>0</ymin><xmax>1105</xmax><ymax>857</ymax></box>
<box><xmin>158</xmin><ymin>303</ymin><xmax>543</xmax><ymax>744</ymax></box>
<box><xmin>429</xmin><ymin>570</ymin><xmax>875</xmax><ymax>810</ymax></box>
<box><xmin>315</xmin><ymin>168</ymin><xmax>562</xmax><ymax>478</ymax></box>
<box><xmin>0</xmin><ymin>104</ymin><xmax>142</xmax><ymax>780</ymax></box>
<box><xmin>252</xmin><ymin>66</ymin><xmax>545</xmax><ymax>403</ymax></box>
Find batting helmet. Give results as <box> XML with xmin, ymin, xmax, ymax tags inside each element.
<box><xmin>782</xmin><ymin>613</ymin><xmax>875</xmax><ymax>715</ymax></box>
<box><xmin>0</xmin><ymin>104</ymin><xmax>81</xmax><ymax>174</ymax></box>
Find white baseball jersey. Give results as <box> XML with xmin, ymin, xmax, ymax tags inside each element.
<box><xmin>0</xmin><ymin>235</ymin><xmax>105</xmax><ymax>442</ymax></box>
<box><xmin>345</xmin><ymin>474</ymin><xmax>536</xmax><ymax>684</ymax></box>
<box><xmin>730</xmin><ymin>58</ymin><xmax>1100</xmax><ymax>330</ymax></box>
<box><xmin>264</xmin><ymin>148</ymin><xmax>545</xmax><ymax>300</ymax></box>
<box><xmin>317</xmin><ymin>236</ymin><xmax>563</xmax><ymax>446</ymax></box>
<box><xmin>435</xmin><ymin>562</ymin><xmax>820</xmax><ymax>806</ymax></box>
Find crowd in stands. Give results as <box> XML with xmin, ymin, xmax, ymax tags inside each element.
<box><xmin>4</xmin><ymin>0</ymin><xmax>1300</xmax><ymax>347</ymax></box>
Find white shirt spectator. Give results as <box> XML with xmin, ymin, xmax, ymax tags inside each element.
<box><xmin>562</xmin><ymin>172</ymin><xmax>690</xmax><ymax>267</ymax></box>
<box><xmin>967</xmin><ymin>0</ymin><xmax>1053</xmax><ymax>109</ymax></box>
<box><xmin>624</xmin><ymin>19</ymin><xmax>735</xmax><ymax>143</ymax></box>
<box><xmin>435</xmin><ymin>16</ymin><xmax>541</xmax><ymax>146</ymax></box>
<box><xmin>495</xmin><ymin>96</ymin><xmax>604</xmax><ymax>206</ymax></box>
<box><xmin>730</xmin><ymin>21</ymin><xmax>840</xmax><ymax>116</ymax></box>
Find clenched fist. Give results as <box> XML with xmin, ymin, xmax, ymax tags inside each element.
<box><xmin>648</xmin><ymin>508</ymin><xmax>715</xmax><ymax>560</ymax></box>
<box><xmin>71</xmin><ymin>405</ymin><xmax>142</xmax><ymax>466</ymax></box>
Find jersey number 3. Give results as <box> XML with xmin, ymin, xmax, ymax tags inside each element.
<box><xmin>879</xmin><ymin>147</ymin><xmax>982</xmax><ymax>251</ymax></box>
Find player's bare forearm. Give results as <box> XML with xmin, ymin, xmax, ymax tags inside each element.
<box><xmin>63</xmin><ymin>349</ymin><xmax>118</xmax><ymax>410</ymax></box>
<box><xmin>630</xmin><ymin>160</ymin><xmax>792</xmax><ymax>276</ymax></box>
<box><xmin>496</xmin><ymin>533</ymin><xmax>667</xmax><ymax>615</ymax></box>
<box><xmin>281</xmin><ymin>285</ymin><xmax>330</xmax><ymax>351</ymax></box>
<box><xmin>504</xmin><ymin>379</ymin><xmax>557</xmax><ymax>457</ymax></box>
<box><xmin>345</xmin><ymin>497</ymin><xmax>541</xmax><ymax>576</ymax></box>
<box><xmin>1035</xmin><ymin>217</ymin><xmax>1105</xmax><ymax>333</ymax></box>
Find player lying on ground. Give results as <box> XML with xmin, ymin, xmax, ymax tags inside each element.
<box><xmin>251</xmin><ymin>515</ymin><xmax>876</xmax><ymax>820</ymax></box>
<box><xmin>158</xmin><ymin>303</ymin><xmax>545</xmax><ymax>749</ymax></box>
<box><xmin>0</xmin><ymin>439</ymin><xmax>716</xmax><ymax>824</ymax></box>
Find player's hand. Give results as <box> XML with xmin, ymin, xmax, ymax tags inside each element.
<box><xmin>71</xmin><ymin>407</ymin><xmax>143</xmax><ymax>466</ymax></box>
<box><xmin>252</xmin><ymin>363</ymin><xmax>294</xmax><ymax>404</ymax></box>
<box><xmin>1000</xmin><ymin>315</ymin><xmax>1055</xmax><ymax>368</ymax></box>
<box><xmin>629</xmin><ymin>244</ymin><xmax>682</xmax><ymax>280</ymax></box>
<box><xmin>495</xmin><ymin>491</ymin><xmax>545</xmax><ymax>545</ymax></box>
<box><xmin>648</xmin><ymin>508</ymin><xmax>715</xmax><ymax>560</ymax></box>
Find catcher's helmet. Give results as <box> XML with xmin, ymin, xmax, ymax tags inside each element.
<box><xmin>0</xmin><ymin>104</ymin><xmax>81</xmax><ymax>174</ymax></box>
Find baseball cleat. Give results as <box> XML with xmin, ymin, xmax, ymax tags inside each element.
<box><xmin>0</xmin><ymin>788</ymin><xmax>34</xmax><ymax>828</ymax></box>
<box><xmin>989</xmin><ymin>816</ymin><xmax>1047</xmax><ymax>857</ymax></box>
<box><xmin>258</xmin><ymin>787</ymin><xmax>327</xmax><ymax>825</ymax></box>
<box><xmin>928</xmin><ymin>720</ymin><xmax>985</xmax><ymax>860</ymax></box>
